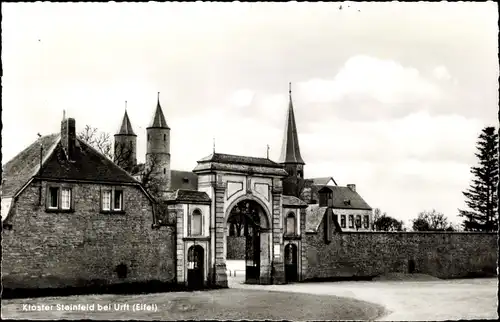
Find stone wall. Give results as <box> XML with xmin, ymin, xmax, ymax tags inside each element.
<box><xmin>226</xmin><ymin>236</ymin><xmax>246</xmax><ymax>259</ymax></box>
<box><xmin>2</xmin><ymin>180</ymin><xmax>176</xmax><ymax>290</ymax></box>
<box><xmin>304</xmin><ymin>217</ymin><xmax>497</xmax><ymax>280</ymax></box>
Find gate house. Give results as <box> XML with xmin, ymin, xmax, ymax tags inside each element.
<box><xmin>192</xmin><ymin>153</ymin><xmax>307</xmax><ymax>286</ymax></box>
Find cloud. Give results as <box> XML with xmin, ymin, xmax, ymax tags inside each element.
<box><xmin>432</xmin><ymin>65</ymin><xmax>452</xmax><ymax>81</ymax></box>
<box><xmin>298</xmin><ymin>55</ymin><xmax>441</xmax><ymax>105</ymax></box>
<box><xmin>227</xmin><ymin>89</ymin><xmax>255</xmax><ymax>108</ymax></box>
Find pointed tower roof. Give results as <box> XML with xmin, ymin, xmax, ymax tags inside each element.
<box><xmin>116</xmin><ymin>102</ymin><xmax>137</xmax><ymax>136</ymax></box>
<box><xmin>148</xmin><ymin>92</ymin><xmax>169</xmax><ymax>129</ymax></box>
<box><xmin>279</xmin><ymin>83</ymin><xmax>305</xmax><ymax>164</ymax></box>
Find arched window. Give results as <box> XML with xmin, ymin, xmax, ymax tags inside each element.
<box><xmin>286</xmin><ymin>212</ymin><xmax>296</xmax><ymax>235</ymax></box>
<box><xmin>190</xmin><ymin>209</ymin><xmax>203</xmax><ymax>236</ymax></box>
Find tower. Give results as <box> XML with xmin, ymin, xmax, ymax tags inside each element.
<box><xmin>114</xmin><ymin>102</ymin><xmax>137</xmax><ymax>172</ymax></box>
<box><xmin>146</xmin><ymin>92</ymin><xmax>171</xmax><ymax>192</ymax></box>
<box><xmin>279</xmin><ymin>83</ymin><xmax>305</xmax><ymax>197</ymax></box>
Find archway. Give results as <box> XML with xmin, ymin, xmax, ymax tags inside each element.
<box><xmin>226</xmin><ymin>199</ymin><xmax>270</xmax><ymax>284</ymax></box>
<box><xmin>187</xmin><ymin>245</ymin><xmax>204</xmax><ymax>289</ymax></box>
<box><xmin>285</xmin><ymin>243</ymin><xmax>298</xmax><ymax>283</ymax></box>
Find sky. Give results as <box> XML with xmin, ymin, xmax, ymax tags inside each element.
<box><xmin>2</xmin><ymin>2</ymin><xmax>498</xmax><ymax>228</ymax></box>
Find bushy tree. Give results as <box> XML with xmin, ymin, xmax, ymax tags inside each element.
<box><xmin>458</xmin><ymin>126</ymin><xmax>499</xmax><ymax>232</ymax></box>
<box><xmin>412</xmin><ymin>209</ymin><xmax>453</xmax><ymax>231</ymax></box>
<box><xmin>373</xmin><ymin>208</ymin><xmax>404</xmax><ymax>231</ymax></box>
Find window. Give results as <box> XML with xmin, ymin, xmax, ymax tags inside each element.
<box><xmin>102</xmin><ymin>190</ymin><xmax>112</xmax><ymax>211</ymax></box>
<box><xmin>163</xmin><ymin>134</ymin><xmax>166</xmax><ymax>141</ymax></box>
<box><xmin>341</xmin><ymin>215</ymin><xmax>346</xmax><ymax>228</ymax></box>
<box><xmin>61</xmin><ymin>188</ymin><xmax>71</xmax><ymax>210</ymax></box>
<box><xmin>356</xmin><ymin>215</ymin><xmax>361</xmax><ymax>229</ymax></box>
<box><xmin>163</xmin><ymin>168</ymin><xmax>166</xmax><ymax>174</ymax></box>
<box><xmin>46</xmin><ymin>186</ymin><xmax>73</xmax><ymax>211</ymax></box>
<box><xmin>319</xmin><ymin>192</ymin><xmax>328</xmax><ymax>207</ymax></box>
<box><xmin>348</xmin><ymin>215</ymin><xmax>354</xmax><ymax>228</ymax></box>
<box><xmin>286</xmin><ymin>212</ymin><xmax>296</xmax><ymax>235</ymax></box>
<box><xmin>189</xmin><ymin>209</ymin><xmax>203</xmax><ymax>236</ymax></box>
<box><xmin>49</xmin><ymin>187</ymin><xmax>59</xmax><ymax>209</ymax></box>
<box><xmin>114</xmin><ymin>190</ymin><xmax>123</xmax><ymax>211</ymax></box>
<box><xmin>147</xmin><ymin>134</ymin><xmax>150</xmax><ymax>141</ymax></box>
<box><xmin>363</xmin><ymin>215</ymin><xmax>369</xmax><ymax>229</ymax></box>
<box><xmin>101</xmin><ymin>188</ymin><xmax>124</xmax><ymax>213</ymax></box>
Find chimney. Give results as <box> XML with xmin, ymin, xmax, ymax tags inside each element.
<box><xmin>347</xmin><ymin>184</ymin><xmax>356</xmax><ymax>192</ymax></box>
<box><xmin>61</xmin><ymin>114</ymin><xmax>76</xmax><ymax>161</ymax></box>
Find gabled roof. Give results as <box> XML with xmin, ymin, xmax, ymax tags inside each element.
<box><xmin>170</xmin><ymin>170</ymin><xmax>198</xmax><ymax>190</ymax></box>
<box><xmin>305</xmin><ymin>204</ymin><xmax>328</xmax><ymax>232</ymax></box>
<box><xmin>279</xmin><ymin>84</ymin><xmax>305</xmax><ymax>165</ymax></box>
<box><xmin>1</xmin><ymin>134</ymin><xmax>140</xmax><ymax>199</ymax></box>
<box><xmin>309</xmin><ymin>177</ymin><xmax>338</xmax><ymax>186</ymax></box>
<box><xmin>318</xmin><ymin>185</ymin><xmax>372</xmax><ymax>210</ymax></box>
<box><xmin>282</xmin><ymin>195</ymin><xmax>308</xmax><ymax>208</ymax></box>
<box><xmin>148</xmin><ymin>96</ymin><xmax>169</xmax><ymax>129</ymax></box>
<box><xmin>164</xmin><ymin>189</ymin><xmax>211</xmax><ymax>204</ymax></box>
<box><xmin>194</xmin><ymin>153</ymin><xmax>288</xmax><ymax>177</ymax></box>
<box><xmin>116</xmin><ymin>110</ymin><xmax>136</xmax><ymax>136</ymax></box>
<box><xmin>1</xmin><ymin>133</ymin><xmax>60</xmax><ymax>198</ymax></box>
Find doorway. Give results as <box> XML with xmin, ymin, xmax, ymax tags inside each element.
<box><xmin>285</xmin><ymin>243</ymin><xmax>298</xmax><ymax>282</ymax></box>
<box><xmin>187</xmin><ymin>245</ymin><xmax>204</xmax><ymax>289</ymax></box>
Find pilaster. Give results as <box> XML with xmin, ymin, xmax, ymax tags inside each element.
<box><xmin>271</xmin><ymin>178</ymin><xmax>285</xmax><ymax>284</ymax></box>
<box><xmin>213</xmin><ymin>176</ymin><xmax>228</xmax><ymax>288</ymax></box>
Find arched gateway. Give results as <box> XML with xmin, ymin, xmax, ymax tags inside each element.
<box><xmin>193</xmin><ymin>152</ymin><xmax>290</xmax><ymax>287</ymax></box>
<box><xmin>226</xmin><ymin>199</ymin><xmax>270</xmax><ymax>284</ymax></box>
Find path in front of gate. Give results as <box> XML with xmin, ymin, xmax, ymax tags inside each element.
<box><xmin>228</xmin><ymin>275</ymin><xmax>498</xmax><ymax>321</ymax></box>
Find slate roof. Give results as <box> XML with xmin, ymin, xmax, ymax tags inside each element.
<box><xmin>148</xmin><ymin>98</ymin><xmax>169</xmax><ymax>129</ymax></box>
<box><xmin>194</xmin><ymin>153</ymin><xmax>288</xmax><ymax>177</ymax></box>
<box><xmin>282</xmin><ymin>195</ymin><xmax>308</xmax><ymax>208</ymax></box>
<box><xmin>279</xmin><ymin>85</ymin><xmax>305</xmax><ymax>164</ymax></box>
<box><xmin>165</xmin><ymin>189</ymin><xmax>211</xmax><ymax>204</ymax></box>
<box><xmin>1</xmin><ymin>133</ymin><xmax>139</xmax><ymax>199</ymax></box>
<box><xmin>318</xmin><ymin>185</ymin><xmax>372</xmax><ymax>210</ymax></box>
<box><xmin>116</xmin><ymin>110</ymin><xmax>136</xmax><ymax>136</ymax></box>
<box><xmin>197</xmin><ymin>153</ymin><xmax>283</xmax><ymax>168</ymax></box>
<box><xmin>305</xmin><ymin>204</ymin><xmax>328</xmax><ymax>232</ymax></box>
<box><xmin>170</xmin><ymin>170</ymin><xmax>198</xmax><ymax>190</ymax></box>
<box><xmin>309</xmin><ymin>177</ymin><xmax>337</xmax><ymax>186</ymax></box>
<box><xmin>2</xmin><ymin>133</ymin><xmax>60</xmax><ymax>198</ymax></box>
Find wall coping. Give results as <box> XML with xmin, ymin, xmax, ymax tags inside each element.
<box><xmin>336</xmin><ymin>231</ymin><xmax>497</xmax><ymax>235</ymax></box>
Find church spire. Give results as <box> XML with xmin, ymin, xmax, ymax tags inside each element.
<box><xmin>148</xmin><ymin>92</ymin><xmax>169</xmax><ymax>129</ymax></box>
<box><xmin>279</xmin><ymin>82</ymin><xmax>305</xmax><ymax>164</ymax></box>
<box><xmin>116</xmin><ymin>102</ymin><xmax>136</xmax><ymax>136</ymax></box>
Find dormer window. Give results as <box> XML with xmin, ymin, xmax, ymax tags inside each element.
<box><xmin>343</xmin><ymin>199</ymin><xmax>351</xmax><ymax>206</ymax></box>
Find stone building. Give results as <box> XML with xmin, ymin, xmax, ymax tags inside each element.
<box><xmin>3</xmin><ymin>84</ymin><xmax>495</xmax><ymax>292</ymax></box>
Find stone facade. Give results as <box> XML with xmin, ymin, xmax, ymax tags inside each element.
<box><xmin>2</xmin><ymin>180</ymin><xmax>176</xmax><ymax>289</ymax></box>
<box><xmin>304</xmin><ymin>214</ymin><xmax>497</xmax><ymax>280</ymax></box>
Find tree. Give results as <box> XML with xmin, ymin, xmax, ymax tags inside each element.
<box><xmin>78</xmin><ymin>125</ymin><xmax>112</xmax><ymax>159</ymax></box>
<box><xmin>78</xmin><ymin>125</ymin><xmax>165</xmax><ymax>199</ymax></box>
<box><xmin>458</xmin><ymin>126</ymin><xmax>499</xmax><ymax>232</ymax></box>
<box><xmin>372</xmin><ymin>209</ymin><xmax>404</xmax><ymax>231</ymax></box>
<box><xmin>412</xmin><ymin>209</ymin><xmax>453</xmax><ymax>231</ymax></box>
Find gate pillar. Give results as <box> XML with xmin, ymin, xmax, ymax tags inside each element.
<box><xmin>213</xmin><ymin>178</ymin><xmax>228</xmax><ymax>287</ymax></box>
<box><xmin>271</xmin><ymin>179</ymin><xmax>286</xmax><ymax>284</ymax></box>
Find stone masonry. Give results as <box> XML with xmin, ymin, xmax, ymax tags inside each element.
<box><xmin>2</xmin><ymin>180</ymin><xmax>176</xmax><ymax>289</ymax></box>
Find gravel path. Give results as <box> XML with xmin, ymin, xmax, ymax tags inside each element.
<box><xmin>229</xmin><ymin>276</ymin><xmax>498</xmax><ymax>321</ymax></box>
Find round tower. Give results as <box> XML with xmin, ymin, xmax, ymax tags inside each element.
<box><xmin>114</xmin><ymin>102</ymin><xmax>137</xmax><ymax>173</ymax></box>
<box><xmin>146</xmin><ymin>92</ymin><xmax>171</xmax><ymax>192</ymax></box>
